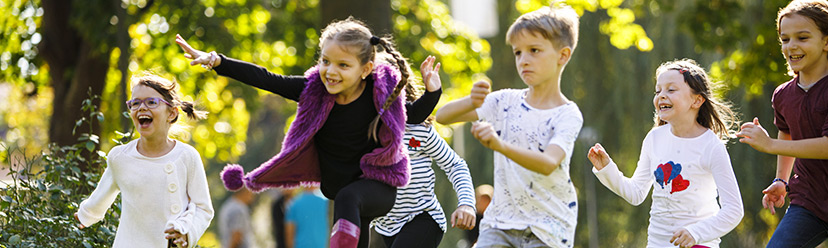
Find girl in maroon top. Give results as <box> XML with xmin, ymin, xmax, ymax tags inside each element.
<box><xmin>737</xmin><ymin>1</ymin><xmax>828</xmax><ymax>247</ymax></box>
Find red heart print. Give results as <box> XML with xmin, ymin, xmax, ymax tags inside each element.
<box><xmin>409</xmin><ymin>138</ymin><xmax>421</xmax><ymax>148</ymax></box>
<box><xmin>670</xmin><ymin>174</ymin><xmax>690</xmax><ymax>194</ymax></box>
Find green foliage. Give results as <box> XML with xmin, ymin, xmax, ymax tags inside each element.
<box><xmin>0</xmin><ymin>95</ymin><xmax>119</xmax><ymax>247</ymax></box>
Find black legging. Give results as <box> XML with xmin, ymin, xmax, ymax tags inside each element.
<box><xmin>333</xmin><ymin>179</ymin><xmax>397</xmax><ymax>248</ymax></box>
<box><xmin>381</xmin><ymin>212</ymin><xmax>444</xmax><ymax>248</ymax></box>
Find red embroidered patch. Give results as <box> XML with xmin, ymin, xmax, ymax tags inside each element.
<box><xmin>670</xmin><ymin>174</ymin><xmax>690</xmax><ymax>194</ymax></box>
<box><xmin>408</xmin><ymin>138</ymin><xmax>421</xmax><ymax>148</ymax></box>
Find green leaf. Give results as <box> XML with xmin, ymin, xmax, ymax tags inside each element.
<box><xmin>85</xmin><ymin>141</ymin><xmax>95</xmax><ymax>152</ymax></box>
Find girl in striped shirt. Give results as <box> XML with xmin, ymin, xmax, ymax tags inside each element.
<box><xmin>371</xmin><ymin>56</ymin><xmax>477</xmax><ymax>248</ymax></box>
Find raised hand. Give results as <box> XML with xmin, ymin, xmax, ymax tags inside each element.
<box><xmin>471</xmin><ymin>121</ymin><xmax>502</xmax><ymax>151</ymax></box>
<box><xmin>450</xmin><ymin>205</ymin><xmax>476</xmax><ymax>230</ymax></box>
<box><xmin>164</xmin><ymin>227</ymin><xmax>188</xmax><ymax>247</ymax></box>
<box><xmin>762</xmin><ymin>181</ymin><xmax>787</xmax><ymax>215</ymax></box>
<box><xmin>669</xmin><ymin>228</ymin><xmax>696</xmax><ymax>248</ymax></box>
<box><xmin>420</xmin><ymin>55</ymin><xmax>442</xmax><ymax>92</ymax></box>
<box><xmin>736</xmin><ymin>117</ymin><xmax>772</xmax><ymax>153</ymax></box>
<box><xmin>175</xmin><ymin>34</ymin><xmax>220</xmax><ymax>68</ymax></box>
<box><xmin>587</xmin><ymin>143</ymin><xmax>611</xmax><ymax>170</ymax></box>
<box><xmin>470</xmin><ymin>81</ymin><xmax>491</xmax><ymax>108</ymax></box>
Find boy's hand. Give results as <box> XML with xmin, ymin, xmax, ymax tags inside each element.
<box><xmin>587</xmin><ymin>143</ymin><xmax>610</xmax><ymax>170</ymax></box>
<box><xmin>736</xmin><ymin>117</ymin><xmax>772</xmax><ymax>153</ymax></box>
<box><xmin>450</xmin><ymin>205</ymin><xmax>476</xmax><ymax>230</ymax></box>
<box><xmin>471</xmin><ymin>121</ymin><xmax>503</xmax><ymax>151</ymax></box>
<box><xmin>175</xmin><ymin>34</ymin><xmax>220</xmax><ymax>68</ymax></box>
<box><xmin>762</xmin><ymin>181</ymin><xmax>787</xmax><ymax>215</ymax></box>
<box><xmin>164</xmin><ymin>227</ymin><xmax>189</xmax><ymax>247</ymax></box>
<box><xmin>669</xmin><ymin>228</ymin><xmax>696</xmax><ymax>248</ymax></box>
<box><xmin>420</xmin><ymin>55</ymin><xmax>442</xmax><ymax>92</ymax></box>
<box><xmin>470</xmin><ymin>81</ymin><xmax>491</xmax><ymax>108</ymax></box>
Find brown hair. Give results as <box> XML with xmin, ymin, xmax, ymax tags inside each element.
<box><xmin>777</xmin><ymin>0</ymin><xmax>828</xmax><ymax>74</ymax></box>
<box><xmin>319</xmin><ymin>17</ymin><xmax>412</xmax><ymax>140</ymax></box>
<box><xmin>131</xmin><ymin>72</ymin><xmax>207</xmax><ymax>123</ymax></box>
<box><xmin>506</xmin><ymin>3</ymin><xmax>580</xmax><ymax>50</ymax></box>
<box><xmin>653</xmin><ymin>59</ymin><xmax>738</xmax><ymax>140</ymax></box>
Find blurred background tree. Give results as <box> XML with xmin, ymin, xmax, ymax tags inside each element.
<box><xmin>0</xmin><ymin>0</ymin><xmax>804</xmax><ymax>247</ymax></box>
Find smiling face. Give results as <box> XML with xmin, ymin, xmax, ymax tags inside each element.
<box><xmin>319</xmin><ymin>41</ymin><xmax>373</xmax><ymax>103</ymax></box>
<box><xmin>779</xmin><ymin>13</ymin><xmax>828</xmax><ymax>78</ymax></box>
<box><xmin>129</xmin><ymin>85</ymin><xmax>176</xmax><ymax>139</ymax></box>
<box><xmin>653</xmin><ymin>70</ymin><xmax>703</xmax><ymax>125</ymax></box>
<box><xmin>511</xmin><ymin>31</ymin><xmax>566</xmax><ymax>87</ymax></box>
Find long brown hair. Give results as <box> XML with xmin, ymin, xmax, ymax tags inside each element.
<box><xmin>653</xmin><ymin>59</ymin><xmax>738</xmax><ymax>140</ymax></box>
<box><xmin>319</xmin><ymin>17</ymin><xmax>412</xmax><ymax>141</ymax></box>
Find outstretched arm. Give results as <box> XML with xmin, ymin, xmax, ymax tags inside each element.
<box><xmin>406</xmin><ymin>56</ymin><xmax>443</xmax><ymax>124</ymax></box>
<box><xmin>435</xmin><ymin>81</ymin><xmax>490</xmax><ymax>124</ymax></box>
<box><xmin>738</xmin><ymin>117</ymin><xmax>828</xmax><ymax>159</ymax></box>
<box><xmin>590</xmin><ymin>141</ymin><xmax>655</xmax><ymax>206</ymax></box>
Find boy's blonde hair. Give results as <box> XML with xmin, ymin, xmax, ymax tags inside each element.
<box><xmin>506</xmin><ymin>4</ymin><xmax>580</xmax><ymax>50</ymax></box>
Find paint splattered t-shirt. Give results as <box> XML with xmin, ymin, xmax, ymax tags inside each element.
<box><xmin>593</xmin><ymin>124</ymin><xmax>743</xmax><ymax>247</ymax></box>
<box><xmin>476</xmin><ymin>89</ymin><xmax>583</xmax><ymax>248</ymax></box>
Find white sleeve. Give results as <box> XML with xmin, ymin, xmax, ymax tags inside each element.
<box><xmin>592</xmin><ymin>134</ymin><xmax>655</xmax><ymax>206</ymax></box>
<box><xmin>76</xmin><ymin>150</ymin><xmax>122</xmax><ymax>227</ymax></box>
<box><xmin>685</xmin><ymin>142</ymin><xmax>744</xmax><ymax>244</ymax></box>
<box><xmin>546</xmin><ymin>106</ymin><xmax>583</xmax><ymax>167</ymax></box>
<box><xmin>475</xmin><ymin>90</ymin><xmax>504</xmax><ymax>123</ymax></box>
<box><xmin>167</xmin><ymin>148</ymin><xmax>215</xmax><ymax>248</ymax></box>
<box><xmin>423</xmin><ymin>126</ymin><xmax>476</xmax><ymax>209</ymax></box>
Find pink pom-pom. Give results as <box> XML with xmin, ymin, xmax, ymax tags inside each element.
<box><xmin>221</xmin><ymin>164</ymin><xmax>245</xmax><ymax>191</ymax></box>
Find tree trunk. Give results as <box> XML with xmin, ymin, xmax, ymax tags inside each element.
<box><xmin>319</xmin><ymin>0</ymin><xmax>392</xmax><ymax>35</ymax></box>
<box><xmin>39</xmin><ymin>0</ymin><xmax>109</xmax><ymax>167</ymax></box>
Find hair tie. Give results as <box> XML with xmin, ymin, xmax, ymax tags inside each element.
<box><xmin>678</xmin><ymin>68</ymin><xmax>688</xmax><ymax>74</ymax></box>
<box><xmin>370</xmin><ymin>36</ymin><xmax>380</xmax><ymax>45</ymax></box>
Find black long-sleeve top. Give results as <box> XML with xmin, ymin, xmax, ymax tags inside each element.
<box><xmin>214</xmin><ymin>55</ymin><xmax>440</xmax><ymax>199</ymax></box>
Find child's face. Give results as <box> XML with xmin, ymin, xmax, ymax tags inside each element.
<box><xmin>779</xmin><ymin>13</ymin><xmax>828</xmax><ymax>76</ymax></box>
<box><xmin>511</xmin><ymin>31</ymin><xmax>565</xmax><ymax>87</ymax></box>
<box><xmin>129</xmin><ymin>85</ymin><xmax>175</xmax><ymax>139</ymax></box>
<box><xmin>319</xmin><ymin>40</ymin><xmax>373</xmax><ymax>102</ymax></box>
<box><xmin>653</xmin><ymin>70</ymin><xmax>703</xmax><ymax>125</ymax></box>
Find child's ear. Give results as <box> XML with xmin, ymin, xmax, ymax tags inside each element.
<box><xmin>692</xmin><ymin>94</ymin><xmax>706</xmax><ymax>109</ymax></box>
<box><xmin>168</xmin><ymin>107</ymin><xmax>179</xmax><ymax>123</ymax></box>
<box><xmin>822</xmin><ymin>35</ymin><xmax>828</xmax><ymax>52</ymax></box>
<box><xmin>361</xmin><ymin>61</ymin><xmax>374</xmax><ymax>80</ymax></box>
<box><xmin>557</xmin><ymin>46</ymin><xmax>572</xmax><ymax>65</ymax></box>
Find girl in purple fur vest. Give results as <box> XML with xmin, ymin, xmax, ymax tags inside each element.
<box><xmin>176</xmin><ymin>17</ymin><xmax>441</xmax><ymax>248</ymax></box>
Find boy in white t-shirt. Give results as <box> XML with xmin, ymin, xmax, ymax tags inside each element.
<box><xmin>435</xmin><ymin>4</ymin><xmax>583</xmax><ymax>248</ymax></box>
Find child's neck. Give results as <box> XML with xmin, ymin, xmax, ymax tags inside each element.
<box><xmin>668</xmin><ymin>120</ymin><xmax>707</xmax><ymax>138</ymax></box>
<box><xmin>525</xmin><ymin>81</ymin><xmax>567</xmax><ymax>109</ymax></box>
<box><xmin>798</xmin><ymin>66</ymin><xmax>828</xmax><ymax>87</ymax></box>
<box><xmin>137</xmin><ymin>136</ymin><xmax>175</xmax><ymax>158</ymax></box>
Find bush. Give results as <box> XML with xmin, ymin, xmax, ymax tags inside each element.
<box><xmin>0</xmin><ymin>93</ymin><xmax>122</xmax><ymax>247</ymax></box>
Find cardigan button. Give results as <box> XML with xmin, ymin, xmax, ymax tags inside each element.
<box><xmin>165</xmin><ymin>164</ymin><xmax>174</xmax><ymax>174</ymax></box>
<box><xmin>171</xmin><ymin>204</ymin><xmax>181</xmax><ymax>214</ymax></box>
<box><xmin>168</xmin><ymin>183</ymin><xmax>178</xmax><ymax>193</ymax></box>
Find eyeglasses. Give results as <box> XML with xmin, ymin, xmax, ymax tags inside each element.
<box><xmin>125</xmin><ymin>97</ymin><xmax>173</xmax><ymax>111</ymax></box>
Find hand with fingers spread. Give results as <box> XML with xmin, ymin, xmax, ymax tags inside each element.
<box><xmin>164</xmin><ymin>227</ymin><xmax>188</xmax><ymax>247</ymax></box>
<box><xmin>450</xmin><ymin>205</ymin><xmax>476</xmax><ymax>230</ymax></box>
<box><xmin>762</xmin><ymin>181</ymin><xmax>788</xmax><ymax>215</ymax></box>
<box><xmin>420</xmin><ymin>55</ymin><xmax>442</xmax><ymax>92</ymax></box>
<box><xmin>175</xmin><ymin>34</ymin><xmax>220</xmax><ymax>69</ymax></box>
<box><xmin>471</xmin><ymin>121</ymin><xmax>502</xmax><ymax>151</ymax></box>
<box><xmin>736</xmin><ymin>117</ymin><xmax>772</xmax><ymax>153</ymax></box>
<box><xmin>669</xmin><ymin>228</ymin><xmax>696</xmax><ymax>248</ymax></box>
<box><xmin>587</xmin><ymin>143</ymin><xmax>611</xmax><ymax>171</ymax></box>
<box><xmin>470</xmin><ymin>81</ymin><xmax>491</xmax><ymax>108</ymax></box>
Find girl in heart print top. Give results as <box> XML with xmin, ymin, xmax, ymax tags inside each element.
<box><xmin>587</xmin><ymin>59</ymin><xmax>744</xmax><ymax>248</ymax></box>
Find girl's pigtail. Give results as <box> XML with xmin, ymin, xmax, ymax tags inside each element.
<box><xmin>367</xmin><ymin>36</ymin><xmax>410</xmax><ymax>142</ymax></box>
<box><xmin>180</xmin><ymin>101</ymin><xmax>208</xmax><ymax>121</ymax></box>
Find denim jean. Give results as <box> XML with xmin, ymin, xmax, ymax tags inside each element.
<box><xmin>476</xmin><ymin>228</ymin><xmax>550</xmax><ymax>248</ymax></box>
<box><xmin>767</xmin><ymin>204</ymin><xmax>828</xmax><ymax>248</ymax></box>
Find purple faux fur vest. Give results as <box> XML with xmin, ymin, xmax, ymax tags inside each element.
<box><xmin>221</xmin><ymin>64</ymin><xmax>410</xmax><ymax>192</ymax></box>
